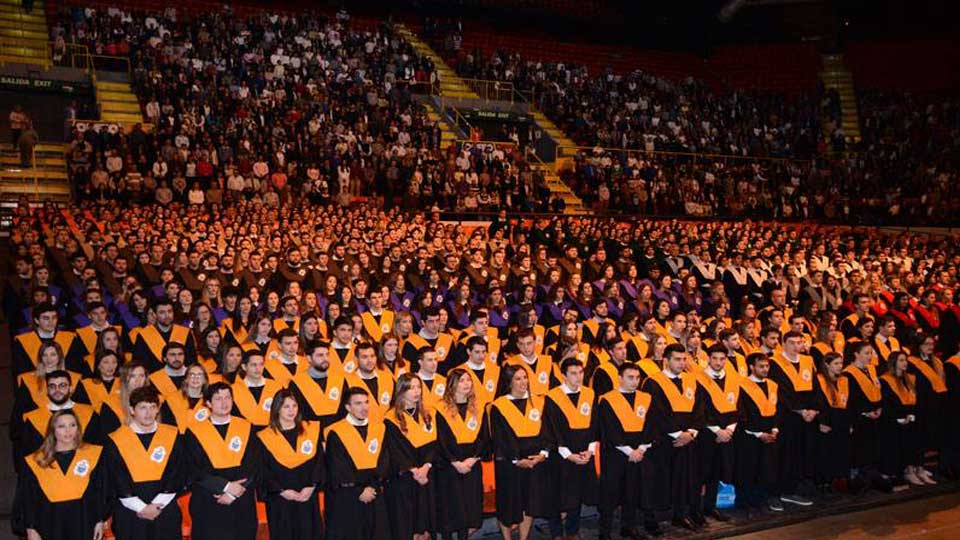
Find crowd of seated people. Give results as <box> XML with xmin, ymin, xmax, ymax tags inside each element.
<box><xmin>5</xmin><ymin>191</ymin><xmax>960</xmax><ymax>538</ymax></box>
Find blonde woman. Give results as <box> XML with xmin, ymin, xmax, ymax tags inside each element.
<box><xmin>16</xmin><ymin>409</ymin><xmax>106</xmax><ymax>540</ymax></box>
<box><xmin>98</xmin><ymin>362</ymin><xmax>149</xmax><ymax>433</ymax></box>
<box><xmin>16</xmin><ymin>341</ymin><xmax>81</xmax><ymax>413</ymax></box>
<box><xmin>385</xmin><ymin>373</ymin><xmax>438</xmax><ymax>540</ymax></box>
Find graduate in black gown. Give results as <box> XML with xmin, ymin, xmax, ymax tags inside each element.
<box><xmin>183</xmin><ymin>381</ymin><xmax>260</xmax><ymax>540</ymax></box>
<box><xmin>813</xmin><ymin>352</ymin><xmax>852</xmax><ymax>491</ymax></box>
<box><xmin>16</xmin><ymin>409</ymin><xmax>108</xmax><ymax>540</ymax></box>
<box><xmin>384</xmin><ymin>373</ymin><xmax>439</xmax><ymax>540</ymax></box>
<box><xmin>288</xmin><ymin>340</ymin><xmax>347</xmax><ymax>430</ymax></box>
<box><xmin>435</xmin><ymin>368</ymin><xmax>488</xmax><ymax>539</ymax></box>
<box><xmin>256</xmin><ymin>388</ymin><xmax>325</xmax><ymax>540</ymax></box>
<box><xmin>597</xmin><ymin>361</ymin><xmax>656</xmax><ymax>540</ymax></box>
<box><xmin>641</xmin><ymin>343</ymin><xmax>704</xmax><ymax>532</ymax></box>
<box><xmin>733</xmin><ymin>353</ymin><xmax>780</xmax><ymax>513</ymax></box>
<box><xmin>104</xmin><ymin>386</ymin><xmax>185</xmax><ymax>540</ymax></box>
<box><xmin>544</xmin><ymin>358</ymin><xmax>598</xmax><ymax>539</ymax></box>
<box><xmin>944</xmin><ymin>350</ymin><xmax>960</xmax><ymax>479</ymax></box>
<box><xmin>842</xmin><ymin>341</ymin><xmax>885</xmax><ymax>491</ymax></box>
<box><xmin>694</xmin><ymin>345</ymin><xmax>740</xmax><ymax>523</ymax></box>
<box><xmin>879</xmin><ymin>352</ymin><xmax>924</xmax><ymax>485</ymax></box>
<box><xmin>324</xmin><ymin>386</ymin><xmax>391</xmax><ymax>540</ymax></box>
<box><xmin>489</xmin><ymin>363</ymin><xmax>556</xmax><ymax>540</ymax></box>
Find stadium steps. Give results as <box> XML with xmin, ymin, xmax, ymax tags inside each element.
<box><xmin>96</xmin><ymin>80</ymin><xmax>147</xmax><ymax>127</ymax></box>
<box><xmin>821</xmin><ymin>54</ymin><xmax>862</xmax><ymax>143</ymax></box>
<box><xmin>0</xmin><ymin>142</ymin><xmax>71</xmax><ymax>203</ymax></box>
<box><xmin>396</xmin><ymin>24</ymin><xmax>480</xmax><ymax>100</ymax></box>
<box><xmin>0</xmin><ymin>0</ymin><xmax>50</xmax><ymax>69</ymax></box>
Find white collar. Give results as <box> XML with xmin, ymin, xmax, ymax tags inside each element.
<box><xmin>662</xmin><ymin>369</ymin><xmax>680</xmax><ymax>379</ymax></box>
<box><xmin>211</xmin><ymin>415</ymin><xmax>231</xmax><ymax>425</ymax></box>
<box><xmin>466</xmin><ymin>359</ymin><xmax>486</xmax><ymax>370</ymax></box>
<box><xmin>419</xmin><ymin>329</ymin><xmax>439</xmax><ymax>340</ymax></box>
<box><xmin>561</xmin><ymin>382</ymin><xmax>580</xmax><ymax>394</ymax></box>
<box><xmin>130</xmin><ymin>422</ymin><xmax>159</xmax><ymax>434</ymax></box>
<box><xmin>346</xmin><ymin>413</ymin><xmax>368</xmax><ymax>427</ymax></box>
<box><xmin>781</xmin><ymin>351</ymin><xmax>799</xmax><ymax>364</ymax></box>
<box><xmin>280</xmin><ymin>354</ymin><xmax>299</xmax><ymax>365</ymax></box>
<box><xmin>507</xmin><ymin>392</ymin><xmax>530</xmax><ymax>400</ymax></box>
<box><xmin>165</xmin><ymin>365</ymin><xmax>186</xmax><ymax>376</ymax></box>
<box><xmin>618</xmin><ymin>386</ymin><xmax>634</xmax><ymax>393</ymax></box>
<box><xmin>418</xmin><ymin>371</ymin><xmax>435</xmax><ymax>381</ymax></box>
<box><xmin>244</xmin><ymin>377</ymin><xmax>265</xmax><ymax>388</ymax></box>
<box><xmin>37</xmin><ymin>330</ymin><xmax>56</xmax><ymax>339</ymax></box>
<box><xmin>749</xmin><ymin>375</ymin><xmax>764</xmax><ymax>383</ymax></box>
<box><xmin>333</xmin><ymin>341</ymin><xmax>352</xmax><ymax>350</ymax></box>
<box><xmin>520</xmin><ymin>353</ymin><xmax>538</xmax><ymax>365</ymax></box>
<box><xmin>48</xmin><ymin>400</ymin><xmax>75</xmax><ymax>411</ymax></box>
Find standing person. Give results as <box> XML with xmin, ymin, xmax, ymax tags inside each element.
<box><xmin>453</xmin><ymin>336</ymin><xmax>500</xmax><ymax>406</ymax></box>
<box><xmin>733</xmin><ymin>353</ymin><xmax>780</xmax><ymax>515</ymax></box>
<box><xmin>843</xmin><ymin>341</ymin><xmax>884</xmax><ymax>492</ymax></box>
<box><xmin>104</xmin><ymin>386</ymin><xmax>184</xmax><ymax>540</ymax></box>
<box><xmin>288</xmin><ymin>341</ymin><xmax>347</xmax><ymax>429</ymax></box>
<box><xmin>907</xmin><ymin>335</ymin><xmax>946</xmax><ymax>482</ymax></box>
<box><xmin>879</xmin><ymin>352</ymin><xmax>925</xmax><ymax>485</ymax></box>
<box><xmin>18</xmin><ymin>120</ymin><xmax>39</xmax><ymax>167</ymax></box>
<box><xmin>385</xmin><ymin>373</ymin><xmax>438</xmax><ymax>540</ymax></box>
<box><xmin>769</xmin><ymin>331</ymin><xmax>817</xmax><ymax>507</ymax></box>
<box><xmin>435</xmin><ymin>368</ymin><xmax>487</xmax><ymax>540</ymax></box>
<box><xmin>944</xmin><ymin>349</ymin><xmax>960</xmax><ymax>479</ymax></box>
<box><xmin>544</xmin><ymin>358</ymin><xmax>598</xmax><ymax>540</ymax></box>
<box><xmin>231</xmin><ymin>350</ymin><xmax>283</xmax><ymax>428</ymax></box>
<box><xmin>642</xmin><ymin>343</ymin><xmax>704</xmax><ymax>531</ymax></box>
<box><xmin>183</xmin><ymin>382</ymin><xmax>259</xmax><ymax>540</ymax></box>
<box><xmin>345</xmin><ymin>341</ymin><xmax>395</xmax><ymax>421</ymax></box>
<box><xmin>256</xmin><ymin>388</ymin><xmax>325</xmax><ymax>540</ymax></box>
<box><xmin>324</xmin><ymin>387</ymin><xmax>391</xmax><ymax>540</ymax></box>
<box><xmin>159</xmin><ymin>364</ymin><xmax>210</xmax><ymax>433</ymax></box>
<box><xmin>16</xmin><ymin>370</ymin><xmax>101</xmax><ymax>467</ymax></box>
<box><xmin>813</xmin><ymin>352</ymin><xmax>852</xmax><ymax>492</ymax></box>
<box><xmin>596</xmin><ymin>362</ymin><xmax>655</xmax><ymax>540</ymax></box>
<box><xmin>489</xmin><ymin>364</ymin><xmax>555</xmax><ymax>540</ymax></box>
<box><xmin>9</xmin><ymin>104</ymin><xmax>27</xmax><ymax>146</ymax></box>
<box><xmin>694</xmin><ymin>344</ymin><xmax>740</xmax><ymax>522</ymax></box>
<box><xmin>16</xmin><ymin>409</ymin><xmax>107</xmax><ymax>540</ymax></box>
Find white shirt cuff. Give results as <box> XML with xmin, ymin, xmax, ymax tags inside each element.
<box><xmin>668</xmin><ymin>430</ymin><xmax>683</xmax><ymax>439</ymax></box>
<box><xmin>726</xmin><ymin>423</ymin><xmax>738</xmax><ymax>432</ymax></box>
<box><xmin>616</xmin><ymin>445</ymin><xmax>634</xmax><ymax>456</ymax></box>
<box><xmin>558</xmin><ymin>446</ymin><xmax>572</xmax><ymax>459</ymax></box>
<box><xmin>588</xmin><ymin>441</ymin><xmax>598</xmax><ymax>455</ymax></box>
<box><xmin>707</xmin><ymin>425</ymin><xmax>720</xmax><ymax>434</ymax></box>
<box><xmin>539</xmin><ymin>450</ymin><xmax>549</xmax><ymax>458</ymax></box>
<box><xmin>120</xmin><ymin>496</ymin><xmax>147</xmax><ymax>513</ymax></box>
<box><xmin>745</xmin><ymin>430</ymin><xmax>764</xmax><ymax>438</ymax></box>
<box><xmin>151</xmin><ymin>493</ymin><xmax>176</xmax><ymax>508</ymax></box>
<box><xmin>639</xmin><ymin>443</ymin><xmax>652</xmax><ymax>451</ymax></box>
<box><xmin>689</xmin><ymin>429</ymin><xmax>699</xmax><ymax>438</ymax></box>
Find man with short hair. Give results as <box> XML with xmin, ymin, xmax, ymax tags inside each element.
<box><xmin>504</xmin><ymin>328</ymin><xmax>556</xmax><ymax>396</ymax></box>
<box><xmin>733</xmin><ymin>353</ymin><xmax>781</xmax><ymax>514</ymax></box>
<box><xmin>265</xmin><ymin>328</ymin><xmax>307</xmax><ymax>386</ymax></box>
<box><xmin>345</xmin><ymin>342</ymin><xmax>394</xmax><ymax>421</ymax></box>
<box><xmin>323</xmin><ymin>387</ymin><xmax>391</xmax><ymax>540</ymax></box>
<box><xmin>149</xmin><ymin>343</ymin><xmax>189</xmax><ymax>399</ymax></box>
<box><xmin>361</xmin><ymin>289</ymin><xmax>395</xmax><ymax>343</ymax></box>
<box><xmin>453</xmin><ymin>336</ymin><xmax>499</xmax><ymax>406</ymax></box>
<box><xmin>15</xmin><ymin>370</ymin><xmax>100</xmax><ymax>467</ymax></box>
<box><xmin>132</xmin><ymin>299</ymin><xmax>196</xmax><ymax>372</ymax></box>
<box><xmin>694</xmin><ymin>345</ymin><xmax>740</xmax><ymax>522</ymax></box>
<box><xmin>289</xmin><ymin>341</ymin><xmax>347</xmax><ymax>430</ymax></box>
<box><xmin>12</xmin><ymin>302</ymin><xmax>87</xmax><ymax>376</ymax></box>
<box><xmin>231</xmin><ymin>351</ymin><xmax>282</xmax><ymax>428</ymax></box>
<box><xmin>402</xmin><ymin>307</ymin><xmax>455</xmax><ymax>372</ymax></box>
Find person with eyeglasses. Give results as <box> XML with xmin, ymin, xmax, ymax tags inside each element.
<box><xmin>14</xmin><ymin>370</ymin><xmax>101</xmax><ymax>471</ymax></box>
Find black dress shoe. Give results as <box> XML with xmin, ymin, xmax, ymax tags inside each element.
<box><xmin>708</xmin><ymin>509</ymin><xmax>731</xmax><ymax>522</ymax></box>
<box><xmin>672</xmin><ymin>517</ymin><xmax>696</xmax><ymax>531</ymax></box>
<box><xmin>644</xmin><ymin>522</ymin><xmax>664</xmax><ymax>537</ymax></box>
<box><xmin>620</xmin><ymin>527</ymin><xmax>647</xmax><ymax>540</ymax></box>
<box><xmin>690</xmin><ymin>513</ymin><xmax>707</xmax><ymax>528</ymax></box>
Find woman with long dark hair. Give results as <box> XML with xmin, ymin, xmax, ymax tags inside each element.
<box><xmin>813</xmin><ymin>352</ymin><xmax>851</xmax><ymax>491</ymax></box>
<box><xmin>256</xmin><ymin>388</ymin><xmax>325</xmax><ymax>540</ymax></box>
<box><xmin>879</xmin><ymin>352</ymin><xmax>925</xmax><ymax>485</ymax></box>
<box><xmin>489</xmin><ymin>364</ymin><xmax>555</xmax><ymax>540</ymax></box>
<box><xmin>384</xmin><ymin>373</ymin><xmax>438</xmax><ymax>540</ymax></box>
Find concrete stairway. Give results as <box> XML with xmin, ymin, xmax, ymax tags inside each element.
<box><xmin>821</xmin><ymin>54</ymin><xmax>861</xmax><ymax>144</ymax></box>
<box><xmin>0</xmin><ymin>0</ymin><xmax>49</xmax><ymax>68</ymax></box>
<box><xmin>0</xmin><ymin>142</ymin><xmax>70</xmax><ymax>203</ymax></box>
<box><xmin>396</xmin><ymin>24</ymin><xmax>479</xmax><ymax>100</ymax></box>
<box><xmin>96</xmin><ymin>80</ymin><xmax>145</xmax><ymax>127</ymax></box>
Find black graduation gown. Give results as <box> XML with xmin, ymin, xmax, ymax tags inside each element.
<box><xmin>16</xmin><ymin>447</ymin><xmax>107</xmax><ymax>540</ymax></box>
<box><xmin>256</xmin><ymin>423</ymin><xmax>325</xmax><ymax>540</ymax></box>
<box><xmin>813</xmin><ymin>376</ymin><xmax>852</xmax><ymax>483</ymax></box>
<box><xmin>435</xmin><ymin>402</ymin><xmax>488</xmax><ymax>533</ymax></box>
<box><xmin>908</xmin><ymin>357</ymin><xmax>947</xmax><ymax>455</ymax></box>
<box><xmin>16</xmin><ymin>405</ymin><xmax>102</xmax><ymax>470</ymax></box>
<box><xmin>544</xmin><ymin>387</ymin><xmax>599</xmax><ymax>511</ymax></box>
<box><xmin>695</xmin><ymin>372</ymin><xmax>739</xmax><ymax>497</ymax></box>
<box><xmin>489</xmin><ymin>396</ymin><xmax>556</xmax><ymax>525</ymax></box>
<box><xmin>733</xmin><ymin>379</ymin><xmax>779</xmax><ymax>489</ymax></box>
<box><xmin>183</xmin><ymin>418</ymin><xmax>260</xmax><ymax>540</ymax></box>
<box><xmin>878</xmin><ymin>376</ymin><xmax>921</xmax><ymax>476</ymax></box>
<box><xmin>324</xmin><ymin>420</ymin><xmax>391</xmax><ymax>540</ymax></box>
<box><xmin>597</xmin><ymin>390</ymin><xmax>656</xmax><ymax>534</ymax></box>
<box><xmin>843</xmin><ymin>366</ymin><xmax>882</xmax><ymax>470</ymax></box>
<box><xmin>288</xmin><ymin>371</ymin><xmax>348</xmax><ymax>430</ymax></box>
<box><xmin>104</xmin><ymin>426</ymin><xmax>185</xmax><ymax>540</ymax></box>
<box><xmin>12</xmin><ymin>330</ymin><xmax>89</xmax><ymax>376</ymax></box>
<box><xmin>385</xmin><ymin>410</ymin><xmax>439</xmax><ymax>537</ymax></box>
<box><xmin>642</xmin><ymin>374</ymin><xmax>704</xmax><ymax>519</ymax></box>
<box><xmin>767</xmin><ymin>356</ymin><xmax>819</xmax><ymax>489</ymax></box>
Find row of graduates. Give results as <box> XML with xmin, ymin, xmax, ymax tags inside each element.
<box><xmin>13</xmin><ymin>328</ymin><xmax>960</xmax><ymax>540</ymax></box>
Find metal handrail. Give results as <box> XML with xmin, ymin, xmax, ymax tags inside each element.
<box><xmin>0</xmin><ymin>38</ymin><xmax>92</xmax><ymax>70</ymax></box>
<box><xmin>554</xmin><ymin>143</ymin><xmax>813</xmax><ymax>168</ymax></box>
